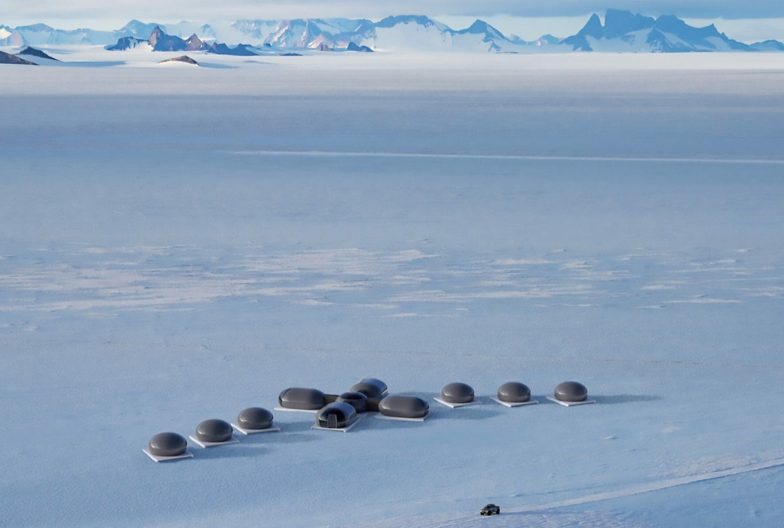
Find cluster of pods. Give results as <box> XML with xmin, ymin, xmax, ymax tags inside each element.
<box><xmin>144</xmin><ymin>378</ymin><xmax>592</xmax><ymax>462</ymax></box>
<box><xmin>144</xmin><ymin>406</ymin><xmax>279</xmax><ymax>462</ymax></box>
<box><xmin>277</xmin><ymin>378</ymin><xmax>427</xmax><ymax>429</ymax></box>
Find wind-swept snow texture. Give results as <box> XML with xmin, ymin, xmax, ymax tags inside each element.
<box><xmin>1</xmin><ymin>53</ymin><xmax>784</xmax><ymax>528</ymax></box>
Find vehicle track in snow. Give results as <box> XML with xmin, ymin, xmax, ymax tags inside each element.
<box><xmin>364</xmin><ymin>455</ymin><xmax>784</xmax><ymax>528</ymax></box>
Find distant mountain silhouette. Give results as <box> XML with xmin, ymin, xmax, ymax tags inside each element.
<box><xmin>0</xmin><ymin>50</ymin><xmax>36</xmax><ymax>65</ymax></box>
<box><xmin>105</xmin><ymin>26</ymin><xmax>261</xmax><ymax>56</ymax></box>
<box><xmin>160</xmin><ymin>55</ymin><xmax>199</xmax><ymax>65</ymax></box>
<box><xmin>17</xmin><ymin>46</ymin><xmax>60</xmax><ymax>61</ymax></box>
<box><xmin>562</xmin><ymin>9</ymin><xmax>753</xmax><ymax>52</ymax></box>
<box><xmin>204</xmin><ymin>42</ymin><xmax>258</xmax><ymax>56</ymax></box>
<box><xmin>148</xmin><ymin>26</ymin><xmax>187</xmax><ymax>51</ymax></box>
<box><xmin>4</xmin><ymin>10</ymin><xmax>783</xmax><ymax>53</ymax></box>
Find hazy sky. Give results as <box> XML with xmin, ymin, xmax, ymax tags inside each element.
<box><xmin>4</xmin><ymin>0</ymin><xmax>784</xmax><ymax>41</ymax></box>
<box><xmin>6</xmin><ymin>0</ymin><xmax>784</xmax><ymax>21</ymax></box>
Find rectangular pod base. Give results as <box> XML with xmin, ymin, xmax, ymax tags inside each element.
<box><xmin>433</xmin><ymin>397</ymin><xmax>477</xmax><ymax>409</ymax></box>
<box><xmin>491</xmin><ymin>397</ymin><xmax>540</xmax><ymax>408</ymax></box>
<box><xmin>231</xmin><ymin>424</ymin><xmax>282</xmax><ymax>435</ymax></box>
<box><xmin>143</xmin><ymin>448</ymin><xmax>194</xmax><ymax>463</ymax></box>
<box><xmin>188</xmin><ymin>435</ymin><xmax>240</xmax><ymax>448</ymax></box>
<box><xmin>546</xmin><ymin>396</ymin><xmax>597</xmax><ymax>407</ymax></box>
<box><xmin>375</xmin><ymin>414</ymin><xmax>428</xmax><ymax>422</ymax></box>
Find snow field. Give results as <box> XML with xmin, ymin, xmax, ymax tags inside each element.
<box><xmin>1</xmin><ymin>53</ymin><xmax>783</xmax><ymax>527</ymax></box>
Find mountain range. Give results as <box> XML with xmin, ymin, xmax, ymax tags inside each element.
<box><xmin>105</xmin><ymin>26</ymin><xmax>368</xmax><ymax>55</ymax></box>
<box><xmin>563</xmin><ymin>10</ymin><xmax>758</xmax><ymax>51</ymax></box>
<box><xmin>2</xmin><ymin>10</ymin><xmax>782</xmax><ymax>53</ymax></box>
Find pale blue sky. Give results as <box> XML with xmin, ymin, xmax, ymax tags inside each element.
<box><xmin>4</xmin><ymin>0</ymin><xmax>784</xmax><ymax>41</ymax></box>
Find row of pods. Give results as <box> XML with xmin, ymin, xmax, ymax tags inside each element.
<box><xmin>440</xmin><ymin>380</ymin><xmax>590</xmax><ymax>405</ymax></box>
<box><xmin>145</xmin><ymin>407</ymin><xmax>276</xmax><ymax>460</ymax></box>
<box><xmin>145</xmin><ymin>379</ymin><xmax>591</xmax><ymax>461</ymax></box>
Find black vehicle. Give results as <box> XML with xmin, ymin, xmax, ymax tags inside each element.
<box><xmin>480</xmin><ymin>504</ymin><xmax>501</xmax><ymax>516</ymax></box>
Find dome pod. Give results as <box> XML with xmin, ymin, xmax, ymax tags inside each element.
<box><xmin>553</xmin><ymin>381</ymin><xmax>588</xmax><ymax>403</ymax></box>
<box><xmin>195</xmin><ymin>419</ymin><xmax>234</xmax><ymax>443</ymax></box>
<box><xmin>497</xmin><ymin>382</ymin><xmax>531</xmax><ymax>403</ymax></box>
<box><xmin>237</xmin><ymin>407</ymin><xmax>274</xmax><ymax>430</ymax></box>
<box><xmin>147</xmin><ymin>432</ymin><xmax>188</xmax><ymax>457</ymax></box>
<box><xmin>278</xmin><ymin>387</ymin><xmax>327</xmax><ymax>410</ymax></box>
<box><xmin>378</xmin><ymin>395</ymin><xmax>429</xmax><ymax>419</ymax></box>
<box><xmin>337</xmin><ymin>391</ymin><xmax>369</xmax><ymax>413</ymax></box>
<box><xmin>349</xmin><ymin>378</ymin><xmax>388</xmax><ymax>399</ymax></box>
<box><xmin>316</xmin><ymin>402</ymin><xmax>358</xmax><ymax>429</ymax></box>
<box><xmin>440</xmin><ymin>382</ymin><xmax>475</xmax><ymax>404</ymax></box>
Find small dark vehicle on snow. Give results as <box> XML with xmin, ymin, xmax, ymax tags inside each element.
<box><xmin>480</xmin><ymin>504</ymin><xmax>501</xmax><ymax>516</ymax></box>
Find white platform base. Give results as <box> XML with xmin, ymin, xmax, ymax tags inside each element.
<box><xmin>491</xmin><ymin>397</ymin><xmax>540</xmax><ymax>408</ymax></box>
<box><xmin>311</xmin><ymin>416</ymin><xmax>363</xmax><ymax>432</ymax></box>
<box><xmin>143</xmin><ymin>448</ymin><xmax>194</xmax><ymax>463</ymax></box>
<box><xmin>376</xmin><ymin>413</ymin><xmax>428</xmax><ymax>422</ymax></box>
<box><xmin>231</xmin><ymin>423</ymin><xmax>282</xmax><ymax>435</ymax></box>
<box><xmin>188</xmin><ymin>435</ymin><xmax>240</xmax><ymax>448</ymax></box>
<box><xmin>434</xmin><ymin>397</ymin><xmax>477</xmax><ymax>409</ymax></box>
<box><xmin>274</xmin><ymin>406</ymin><xmax>319</xmax><ymax>414</ymax></box>
<box><xmin>546</xmin><ymin>396</ymin><xmax>597</xmax><ymax>407</ymax></box>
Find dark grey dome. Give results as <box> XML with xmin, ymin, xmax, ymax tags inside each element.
<box><xmin>316</xmin><ymin>402</ymin><xmax>358</xmax><ymax>429</ymax></box>
<box><xmin>195</xmin><ymin>419</ymin><xmax>233</xmax><ymax>443</ymax></box>
<box><xmin>148</xmin><ymin>432</ymin><xmax>188</xmax><ymax>457</ymax></box>
<box><xmin>497</xmin><ymin>382</ymin><xmax>531</xmax><ymax>403</ymax></box>
<box><xmin>337</xmin><ymin>391</ymin><xmax>368</xmax><ymax>413</ymax></box>
<box><xmin>237</xmin><ymin>407</ymin><xmax>274</xmax><ymax>430</ymax></box>
<box><xmin>440</xmin><ymin>382</ymin><xmax>475</xmax><ymax>404</ymax></box>
<box><xmin>278</xmin><ymin>387</ymin><xmax>327</xmax><ymax>410</ymax></box>
<box><xmin>349</xmin><ymin>378</ymin><xmax>388</xmax><ymax>399</ymax></box>
<box><xmin>378</xmin><ymin>395</ymin><xmax>429</xmax><ymax>419</ymax></box>
<box><xmin>554</xmin><ymin>381</ymin><xmax>588</xmax><ymax>403</ymax></box>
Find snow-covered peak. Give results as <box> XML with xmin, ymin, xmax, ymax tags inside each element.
<box><xmin>266</xmin><ymin>19</ymin><xmax>327</xmax><ymax>48</ymax></box>
<box><xmin>184</xmin><ymin>34</ymin><xmax>204</xmax><ymax>51</ymax></box>
<box><xmin>116</xmin><ymin>19</ymin><xmax>163</xmax><ymax>39</ymax></box>
<box><xmin>105</xmin><ymin>36</ymin><xmax>150</xmax><ymax>51</ymax></box>
<box><xmin>460</xmin><ymin>19</ymin><xmax>507</xmax><ymax>41</ymax></box>
<box><xmin>5</xmin><ymin>13</ymin><xmax>784</xmax><ymax>54</ymax></box>
<box><xmin>580</xmin><ymin>13</ymin><xmax>604</xmax><ymax>39</ymax></box>
<box><xmin>562</xmin><ymin>9</ymin><xmax>753</xmax><ymax>52</ymax></box>
<box><xmin>147</xmin><ymin>26</ymin><xmax>189</xmax><ymax>51</ymax></box>
<box><xmin>603</xmin><ymin>9</ymin><xmax>654</xmax><ymax>38</ymax></box>
<box><xmin>14</xmin><ymin>23</ymin><xmax>54</xmax><ymax>32</ymax></box>
<box><xmin>375</xmin><ymin>15</ymin><xmax>447</xmax><ymax>31</ymax></box>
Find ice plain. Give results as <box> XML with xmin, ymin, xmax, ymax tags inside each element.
<box><xmin>1</xmin><ymin>51</ymin><xmax>784</xmax><ymax>527</ymax></box>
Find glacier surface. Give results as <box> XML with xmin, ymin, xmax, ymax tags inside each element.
<box><xmin>1</xmin><ymin>52</ymin><xmax>783</xmax><ymax>527</ymax></box>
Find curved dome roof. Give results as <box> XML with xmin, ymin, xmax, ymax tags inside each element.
<box><xmin>440</xmin><ymin>382</ymin><xmax>475</xmax><ymax>404</ymax></box>
<box><xmin>195</xmin><ymin>419</ymin><xmax>233</xmax><ymax>443</ymax></box>
<box><xmin>148</xmin><ymin>432</ymin><xmax>187</xmax><ymax>457</ymax></box>
<box><xmin>237</xmin><ymin>407</ymin><xmax>274</xmax><ymax>430</ymax></box>
<box><xmin>497</xmin><ymin>382</ymin><xmax>531</xmax><ymax>403</ymax></box>
<box><xmin>350</xmin><ymin>378</ymin><xmax>388</xmax><ymax>399</ymax></box>
<box><xmin>278</xmin><ymin>387</ymin><xmax>327</xmax><ymax>410</ymax></box>
<box><xmin>337</xmin><ymin>391</ymin><xmax>369</xmax><ymax>412</ymax></box>
<box><xmin>554</xmin><ymin>381</ymin><xmax>588</xmax><ymax>402</ymax></box>
<box><xmin>378</xmin><ymin>395</ymin><xmax>429</xmax><ymax>419</ymax></box>
<box><xmin>316</xmin><ymin>401</ymin><xmax>358</xmax><ymax>428</ymax></box>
